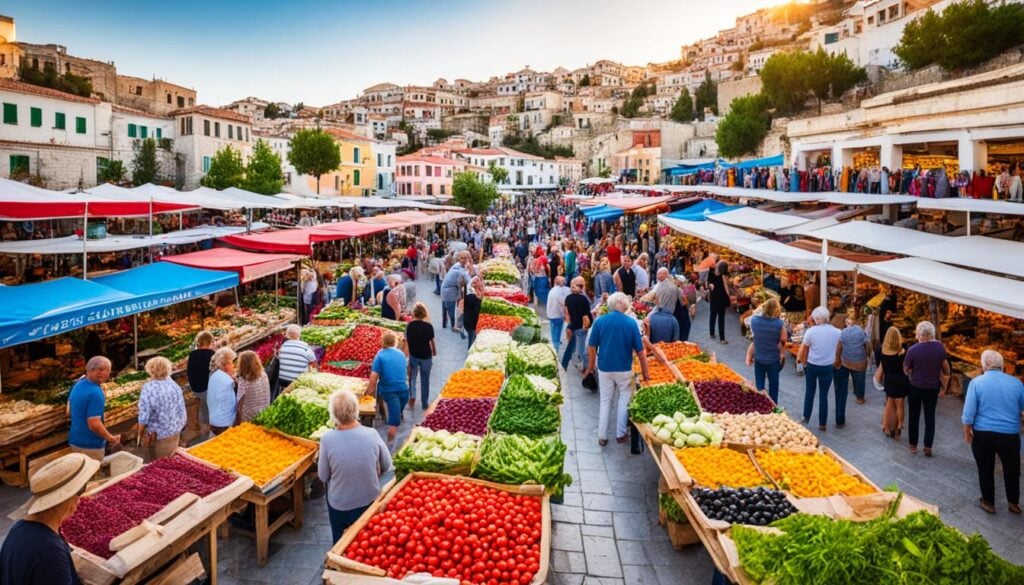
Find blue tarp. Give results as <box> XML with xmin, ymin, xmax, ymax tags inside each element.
<box><xmin>580</xmin><ymin>204</ymin><xmax>610</xmax><ymax>217</ymax></box>
<box><xmin>0</xmin><ymin>263</ymin><xmax>238</xmax><ymax>349</ymax></box>
<box><xmin>668</xmin><ymin>160</ymin><xmax>718</xmax><ymax>177</ymax></box>
<box><xmin>580</xmin><ymin>204</ymin><xmax>624</xmax><ymax>222</ymax></box>
<box><xmin>720</xmin><ymin>154</ymin><xmax>785</xmax><ymax>170</ymax></box>
<box><xmin>664</xmin><ymin>199</ymin><xmax>740</xmax><ymax>221</ymax></box>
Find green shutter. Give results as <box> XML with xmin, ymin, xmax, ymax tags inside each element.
<box><xmin>30</xmin><ymin>107</ymin><xmax>42</xmax><ymax>127</ymax></box>
<box><xmin>9</xmin><ymin>155</ymin><xmax>29</xmax><ymax>174</ymax></box>
<box><xmin>353</xmin><ymin>169</ymin><xmax>360</xmax><ymax>186</ymax></box>
<box><xmin>140</xmin><ymin>126</ymin><xmax>148</xmax><ymax>139</ymax></box>
<box><xmin>2</xmin><ymin>103</ymin><xmax>16</xmax><ymax>125</ymax></box>
<box><xmin>353</xmin><ymin>147</ymin><xmax>360</xmax><ymax>163</ymax></box>
<box><xmin>128</xmin><ymin>123</ymin><xmax>137</xmax><ymax>138</ymax></box>
<box><xmin>75</xmin><ymin>117</ymin><xmax>87</xmax><ymax>134</ymax></box>
<box><xmin>156</xmin><ymin>127</ymin><xmax>162</xmax><ymax>139</ymax></box>
<box><xmin>54</xmin><ymin>112</ymin><xmax>66</xmax><ymax>129</ymax></box>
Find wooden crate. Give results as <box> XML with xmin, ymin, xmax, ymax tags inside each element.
<box><xmin>749</xmin><ymin>445</ymin><xmax>881</xmax><ymax>497</ymax></box>
<box><xmin>70</xmin><ymin>451</ymin><xmax>253</xmax><ymax>585</ymax></box>
<box><xmin>325</xmin><ymin>472</ymin><xmax>551</xmax><ymax>585</ymax></box>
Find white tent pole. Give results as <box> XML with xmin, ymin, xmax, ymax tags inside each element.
<box><xmin>820</xmin><ymin>238</ymin><xmax>828</xmax><ymax>309</ymax></box>
<box><xmin>966</xmin><ymin>211</ymin><xmax>971</xmax><ymax>236</ymax></box>
<box><xmin>82</xmin><ymin>202</ymin><xmax>89</xmax><ymax>280</ymax></box>
<box><xmin>148</xmin><ymin>197</ymin><xmax>154</xmax><ymax>264</ymax></box>
<box><xmin>133</xmin><ymin>314</ymin><xmax>139</xmax><ymax>370</ymax></box>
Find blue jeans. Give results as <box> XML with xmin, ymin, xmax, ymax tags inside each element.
<box><xmin>833</xmin><ymin>366</ymin><xmax>865</xmax><ymax>426</ymax></box>
<box><xmin>803</xmin><ymin>363</ymin><xmax>834</xmax><ymax>426</ymax></box>
<box><xmin>434</xmin><ymin>274</ymin><xmax>441</xmax><ymax>294</ymax></box>
<box><xmin>442</xmin><ymin>300</ymin><xmax>456</xmax><ymax>329</ymax></box>
<box><xmin>549</xmin><ymin>318</ymin><xmax>564</xmax><ymax>358</ymax></box>
<box><xmin>754</xmin><ymin>360</ymin><xmax>782</xmax><ymax>404</ymax></box>
<box><xmin>328</xmin><ymin>502</ymin><xmax>370</xmax><ymax>544</ymax></box>
<box><xmin>408</xmin><ymin>356</ymin><xmax>432</xmax><ymax>404</ymax></box>
<box><xmin>561</xmin><ymin>328</ymin><xmax>587</xmax><ymax>369</ymax></box>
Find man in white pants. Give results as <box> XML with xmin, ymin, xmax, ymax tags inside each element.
<box><xmin>583</xmin><ymin>293</ymin><xmax>650</xmax><ymax>446</ymax></box>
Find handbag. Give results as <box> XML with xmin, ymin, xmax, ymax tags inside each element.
<box><xmin>265</xmin><ymin>356</ymin><xmax>280</xmax><ymax>392</ymax></box>
<box><xmin>581</xmin><ymin>371</ymin><xmax>598</xmax><ymax>392</ymax></box>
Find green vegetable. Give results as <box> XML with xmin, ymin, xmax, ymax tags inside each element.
<box><xmin>480</xmin><ymin>298</ymin><xmax>539</xmax><ymax>326</ymax></box>
<box><xmin>253</xmin><ymin>395</ymin><xmax>329</xmax><ymax>440</ymax></box>
<box><xmin>506</xmin><ymin>344</ymin><xmax>557</xmax><ymax>379</ymax></box>
<box><xmin>393</xmin><ymin>428</ymin><xmax>482</xmax><ymax>478</ymax></box>
<box><xmin>291</xmin><ymin>372</ymin><xmax>367</xmax><ymax>396</ymax></box>
<box><xmin>733</xmin><ymin>509</ymin><xmax>1024</xmax><ymax>585</ymax></box>
<box><xmin>300</xmin><ymin>324</ymin><xmax>355</xmax><ymax>347</ymax></box>
<box><xmin>660</xmin><ymin>493</ymin><xmax>687</xmax><ymax>524</ymax></box>
<box><xmin>113</xmin><ymin>371</ymin><xmax>149</xmax><ymax>385</ymax></box>
<box><xmin>241</xmin><ymin>292</ymin><xmax>292</xmax><ymax>313</ymax></box>
<box><xmin>628</xmin><ymin>382</ymin><xmax>700</xmax><ymax>423</ymax></box>
<box><xmin>487</xmin><ymin>379</ymin><xmax>561</xmax><ymax>437</ymax></box>
<box><xmin>502</xmin><ymin>375</ymin><xmax>563</xmax><ymax>407</ymax></box>
<box><xmin>472</xmin><ymin>433</ymin><xmax>572</xmax><ymax>496</ymax></box>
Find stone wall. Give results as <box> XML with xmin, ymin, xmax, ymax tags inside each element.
<box><xmin>18</xmin><ymin>43</ymin><xmax>118</xmax><ymax>102</ymax></box>
<box><xmin>717</xmin><ymin>76</ymin><xmax>762</xmax><ymax>115</ymax></box>
<box><xmin>442</xmin><ymin>112</ymin><xmax>489</xmax><ymax>135</ymax></box>
<box><xmin>0</xmin><ymin>141</ymin><xmax>102</xmax><ymax>190</ymax></box>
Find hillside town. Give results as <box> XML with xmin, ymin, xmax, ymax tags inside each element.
<box><xmin>2</xmin><ymin>1</ymin><xmax>1024</xmax><ymax>585</ymax></box>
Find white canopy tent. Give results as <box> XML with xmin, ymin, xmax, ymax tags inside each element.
<box><xmin>130</xmin><ymin>183</ymin><xmax>236</xmax><ymax>210</ymax></box>
<box><xmin>274</xmin><ymin>193</ymin><xmax>355</xmax><ymax>209</ymax></box>
<box><xmin>708</xmin><ymin>207</ymin><xmax>811</xmax><ymax>232</ymax></box>
<box><xmin>0</xmin><ymin>224</ymin><xmax>269</xmax><ymax>254</ymax></box>
<box><xmin>818</xmin><ymin>193</ymin><xmax>918</xmax><ymax>206</ymax></box>
<box><xmin>728</xmin><ymin>240</ymin><xmax>857</xmax><ymax>272</ymax></box>
<box><xmin>793</xmin><ymin>220</ymin><xmax>949</xmax><ymax>254</ymax></box>
<box><xmin>775</xmin><ymin>216</ymin><xmax>840</xmax><ymax>236</ymax></box>
<box><xmin>916</xmin><ymin>197</ymin><xmax>1024</xmax><ymax>217</ymax></box>
<box><xmin>904</xmin><ymin>235</ymin><xmax>1024</xmax><ymax>279</ymax></box>
<box><xmin>857</xmin><ymin>257</ymin><xmax>1024</xmax><ymax>319</ymax></box>
<box><xmin>580</xmin><ymin>177</ymin><xmax>618</xmax><ymax>185</ymax></box>
<box><xmin>221</xmin><ymin>187</ymin><xmax>297</xmax><ymax>209</ymax></box>
<box><xmin>674</xmin><ymin>184</ymin><xmax>822</xmax><ymax>203</ymax></box>
<box><xmin>658</xmin><ymin>216</ymin><xmax>767</xmax><ymax>248</ymax></box>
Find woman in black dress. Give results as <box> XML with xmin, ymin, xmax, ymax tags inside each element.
<box><xmin>876</xmin><ymin>326</ymin><xmax>910</xmax><ymax>437</ymax></box>
<box><xmin>707</xmin><ymin>261</ymin><xmax>731</xmax><ymax>344</ymax></box>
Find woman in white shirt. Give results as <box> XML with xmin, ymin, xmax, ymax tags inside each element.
<box><xmin>797</xmin><ymin>306</ymin><xmax>841</xmax><ymax>431</ymax></box>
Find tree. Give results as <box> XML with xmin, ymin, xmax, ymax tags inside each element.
<box><xmin>669</xmin><ymin>88</ymin><xmax>693</xmax><ymax>123</ymax></box>
<box><xmin>894</xmin><ymin>0</ymin><xmax>1024</xmax><ymax>71</ymax></box>
<box><xmin>452</xmin><ymin>171</ymin><xmax>499</xmax><ymax>214</ymax></box>
<box><xmin>131</xmin><ymin>137</ymin><xmax>159</xmax><ymax>186</ymax></box>
<box><xmin>760</xmin><ymin>51</ymin><xmax>810</xmax><ymax>114</ymax></box>
<box><xmin>579</xmin><ymin>74</ymin><xmax>591</xmax><ymax>87</ymax></box>
<box><xmin>242</xmin><ymin>139</ymin><xmax>284</xmax><ymax>194</ymax></box>
<box><xmin>19</xmin><ymin>66</ymin><xmax>92</xmax><ymax>98</ymax></box>
<box><xmin>98</xmin><ymin>159</ymin><xmax>126</xmax><ymax>184</ymax></box>
<box><xmin>200</xmin><ymin>145</ymin><xmax>245</xmax><ymax>189</ymax></box>
<box><xmin>264</xmin><ymin>102</ymin><xmax>282</xmax><ymax>119</ymax></box>
<box><xmin>487</xmin><ymin>161</ymin><xmax>509</xmax><ymax>185</ymax></box>
<box><xmin>288</xmin><ymin>129</ymin><xmax>340</xmax><ymax>194</ymax></box>
<box><xmin>694</xmin><ymin>72</ymin><xmax>718</xmax><ymax>120</ymax></box>
<box><xmin>716</xmin><ymin>94</ymin><xmax>772</xmax><ymax>158</ymax></box>
<box><xmin>292</xmin><ymin>102</ymin><xmax>305</xmax><ymax>115</ymax></box>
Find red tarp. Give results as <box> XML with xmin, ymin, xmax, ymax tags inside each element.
<box><xmin>313</xmin><ymin>221</ymin><xmax>404</xmax><ymax>240</ymax></box>
<box><xmin>0</xmin><ymin>178</ymin><xmax>196</xmax><ymax>220</ymax></box>
<box><xmin>218</xmin><ymin>222</ymin><xmax>401</xmax><ymax>255</ymax></box>
<box><xmin>162</xmin><ymin>248</ymin><xmax>303</xmax><ymax>283</ymax></box>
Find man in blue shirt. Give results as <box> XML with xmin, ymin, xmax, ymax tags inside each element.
<box><xmin>584</xmin><ymin>293</ymin><xmax>650</xmax><ymax>447</ymax></box>
<box><xmin>440</xmin><ymin>251</ymin><xmax>470</xmax><ymax>331</ymax></box>
<box><xmin>368</xmin><ymin>332</ymin><xmax>410</xmax><ymax>446</ymax></box>
<box><xmin>67</xmin><ymin>356</ymin><xmax>120</xmax><ymax>461</ymax></box>
<box><xmin>646</xmin><ymin>307</ymin><xmax>679</xmax><ymax>344</ymax></box>
<box><xmin>962</xmin><ymin>350</ymin><xmax>1024</xmax><ymax>514</ymax></box>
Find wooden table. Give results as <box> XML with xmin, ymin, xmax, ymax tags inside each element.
<box><xmin>237</xmin><ymin>455</ymin><xmax>316</xmax><ymax>566</ymax></box>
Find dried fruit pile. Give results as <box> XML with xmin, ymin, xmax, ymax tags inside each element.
<box><xmin>188</xmin><ymin>423</ymin><xmax>314</xmax><ymax>487</ymax></box>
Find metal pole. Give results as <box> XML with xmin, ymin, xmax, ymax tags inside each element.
<box><xmin>966</xmin><ymin>211</ymin><xmax>972</xmax><ymax>236</ymax></box>
<box><xmin>133</xmin><ymin>314</ymin><xmax>139</xmax><ymax>370</ymax></box>
<box><xmin>234</xmin><ymin>286</ymin><xmax>240</xmax><ymax>310</ymax></box>
<box><xmin>820</xmin><ymin>238</ymin><xmax>829</xmax><ymax>309</ymax></box>
<box><xmin>82</xmin><ymin>202</ymin><xmax>89</xmax><ymax>280</ymax></box>
<box><xmin>148</xmin><ymin>197</ymin><xmax>153</xmax><ymax>264</ymax></box>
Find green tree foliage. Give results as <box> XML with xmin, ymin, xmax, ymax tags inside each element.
<box><xmin>761</xmin><ymin>49</ymin><xmax>865</xmax><ymax>114</ymax></box>
<box><xmin>19</xmin><ymin>66</ymin><xmax>93</xmax><ymax>98</ymax></box>
<box><xmin>426</xmin><ymin>128</ymin><xmax>457</xmax><ymax>143</ymax></box>
<box><xmin>694</xmin><ymin>72</ymin><xmax>718</xmax><ymax>120</ymax></box>
<box><xmin>669</xmin><ymin>88</ymin><xmax>694</xmax><ymax>123</ymax></box>
<box><xmin>895</xmin><ymin>0</ymin><xmax>1024</xmax><ymax>70</ymax></box>
<box><xmin>501</xmin><ymin>135</ymin><xmax>574</xmax><ymax>159</ymax></box>
<box><xmin>131</xmin><ymin>137</ymin><xmax>159</xmax><ymax>186</ymax></box>
<box><xmin>621</xmin><ymin>82</ymin><xmax>656</xmax><ymax>118</ymax></box>
<box><xmin>264</xmin><ymin>102</ymin><xmax>282</xmax><ymax>119</ymax></box>
<box><xmin>716</xmin><ymin>94</ymin><xmax>772</xmax><ymax>159</ymax></box>
<box><xmin>287</xmin><ymin>129</ymin><xmax>341</xmax><ymax>194</ymax></box>
<box><xmin>579</xmin><ymin>74</ymin><xmax>591</xmax><ymax>87</ymax></box>
<box><xmin>242</xmin><ymin>139</ymin><xmax>285</xmax><ymax>194</ymax></box>
<box><xmin>201</xmin><ymin>145</ymin><xmax>245</xmax><ymax>189</ymax></box>
<box><xmin>488</xmin><ymin>161</ymin><xmax>509</xmax><ymax>185</ymax></box>
<box><xmin>98</xmin><ymin>159</ymin><xmax>126</xmax><ymax>184</ymax></box>
<box><xmin>452</xmin><ymin>171</ymin><xmax>499</xmax><ymax>214</ymax></box>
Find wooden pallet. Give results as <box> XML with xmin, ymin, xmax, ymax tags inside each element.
<box><xmin>237</xmin><ymin>454</ymin><xmax>316</xmax><ymax>567</ymax></box>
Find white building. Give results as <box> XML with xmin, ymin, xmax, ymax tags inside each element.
<box><xmin>171</xmin><ymin>105</ymin><xmax>253</xmax><ymax>189</ymax></box>
<box><xmin>457</xmin><ymin>146</ymin><xmax>559</xmax><ymax>190</ymax></box>
<box><xmin>110</xmin><ymin>105</ymin><xmax>176</xmax><ymax>181</ymax></box>
<box><xmin>224</xmin><ymin>96</ymin><xmax>269</xmax><ymax>122</ymax></box>
<box><xmin>375</xmin><ymin>140</ymin><xmax>396</xmax><ymax>195</ymax></box>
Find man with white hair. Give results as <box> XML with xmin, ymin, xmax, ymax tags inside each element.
<box><xmin>380</xmin><ymin>274</ymin><xmax>405</xmax><ymax>321</ymax></box>
<box><xmin>903</xmin><ymin>320</ymin><xmax>950</xmax><ymax>456</ymax></box>
<box><xmin>634</xmin><ymin>253</ymin><xmax>650</xmax><ymax>295</ymax></box>
<box><xmin>546</xmin><ymin>276</ymin><xmax>571</xmax><ymax>360</ymax></box>
<box><xmin>67</xmin><ymin>356</ymin><xmax>120</xmax><ymax>461</ymax></box>
<box><xmin>797</xmin><ymin>306</ymin><xmax>841</xmax><ymax>431</ymax></box>
<box><xmin>584</xmin><ymin>292</ymin><xmax>650</xmax><ymax>447</ymax></box>
<box><xmin>962</xmin><ymin>350</ymin><xmax>1024</xmax><ymax>514</ymax></box>
<box><xmin>277</xmin><ymin>324</ymin><xmax>317</xmax><ymax>398</ymax></box>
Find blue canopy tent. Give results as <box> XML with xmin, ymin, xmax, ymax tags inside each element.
<box><xmin>580</xmin><ymin>204</ymin><xmax>625</xmax><ymax>222</ymax></box>
<box><xmin>93</xmin><ymin>262</ymin><xmax>239</xmax><ymax>309</ymax></box>
<box><xmin>0</xmin><ymin>278</ymin><xmax>134</xmax><ymax>349</ymax></box>
<box><xmin>664</xmin><ymin>199</ymin><xmax>740</xmax><ymax>221</ymax></box>
<box><xmin>720</xmin><ymin>153</ymin><xmax>785</xmax><ymax>170</ymax></box>
<box><xmin>667</xmin><ymin>160</ymin><xmax>718</xmax><ymax>177</ymax></box>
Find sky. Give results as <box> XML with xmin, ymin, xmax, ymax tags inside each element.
<box><xmin>10</xmin><ymin>0</ymin><xmax>784</xmax><ymax>106</ymax></box>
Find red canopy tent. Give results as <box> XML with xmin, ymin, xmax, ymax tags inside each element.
<box><xmin>0</xmin><ymin>178</ymin><xmax>197</xmax><ymax>220</ymax></box>
<box><xmin>162</xmin><ymin>248</ymin><xmax>303</xmax><ymax>283</ymax></box>
<box><xmin>218</xmin><ymin>222</ymin><xmax>403</xmax><ymax>255</ymax></box>
<box><xmin>313</xmin><ymin>221</ymin><xmax>405</xmax><ymax>239</ymax></box>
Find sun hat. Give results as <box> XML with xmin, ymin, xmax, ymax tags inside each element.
<box><xmin>25</xmin><ymin>453</ymin><xmax>100</xmax><ymax>516</ymax></box>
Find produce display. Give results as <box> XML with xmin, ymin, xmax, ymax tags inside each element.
<box><xmin>393</xmin><ymin>428</ymin><xmax>481</xmax><ymax>477</ymax></box>
<box><xmin>693</xmin><ymin>381</ymin><xmax>774</xmax><ymax>415</ymax></box>
<box><xmin>464</xmin><ymin>351</ymin><xmax>507</xmax><ymax>371</ymax></box>
<box><xmin>473</xmin><ymin>433</ymin><xmax>573</xmax><ymax>496</ymax></box>
<box><xmin>475</xmin><ymin>314</ymin><xmax>525</xmax><ymax>334</ymax></box>
<box><xmin>523</xmin><ymin>374</ymin><xmax>558</xmax><ymax>394</ymax></box>
<box><xmin>291</xmin><ymin>371</ymin><xmax>368</xmax><ymax>396</ymax></box>
<box><xmin>480</xmin><ymin>297</ymin><xmax>539</xmax><ymax>327</ymax></box>
<box><xmin>649</xmin><ymin>412</ymin><xmax>723</xmax><ymax>448</ymax></box>
<box><xmin>754</xmin><ymin>449</ymin><xmax>876</xmax><ymax>498</ymax></box>
<box><xmin>469</xmin><ymin>330</ymin><xmax>516</xmax><ymax>356</ymax></box>
<box><xmin>716</xmin><ymin>413</ymin><xmax>818</xmax><ymax>448</ymax></box>
<box><xmin>61</xmin><ymin>455</ymin><xmax>235</xmax><ymax>558</ymax></box>
<box><xmin>627</xmin><ymin>382</ymin><xmax>700</xmax><ymax>423</ymax></box>
<box><xmin>635</xmin><ymin>358</ymin><xmax>678</xmax><ymax>387</ymax></box>
<box><xmin>253</xmin><ymin>394</ymin><xmax>329</xmax><ymax>440</ymax></box>
<box><xmin>315</xmin><ymin>303</ymin><xmax>408</xmax><ymax>332</ymax></box>
<box><xmin>660</xmin><ymin>492</ymin><xmax>687</xmax><ymax>524</ymax></box>
<box><xmin>478</xmin><ymin>258</ymin><xmax>522</xmax><ymax>285</ymax></box>
<box><xmin>506</xmin><ymin>344</ymin><xmax>557</xmax><ymax>379</ymax></box>
<box><xmin>675</xmin><ymin>360</ymin><xmax>746</xmax><ymax>384</ymax></box>
<box><xmin>324</xmin><ymin>324</ymin><xmax>396</xmax><ymax>364</ymax></box>
<box><xmin>300</xmin><ymin>324</ymin><xmax>355</xmax><ymax>347</ymax></box>
<box><xmin>482</xmin><ymin>285</ymin><xmax>530</xmax><ymax>305</ymax></box>
<box><xmin>691</xmin><ymin>486</ymin><xmax>796</xmax><ymax>526</ymax></box>
<box><xmin>732</xmin><ymin>509</ymin><xmax>1024</xmax><ymax>585</ymax></box>
<box><xmin>440</xmin><ymin>369</ymin><xmax>506</xmax><ymax>399</ymax></box>
<box><xmin>422</xmin><ymin>399</ymin><xmax>496</xmax><ymax>437</ymax></box>
<box><xmin>487</xmin><ymin>379</ymin><xmax>561</xmax><ymax>438</ymax></box>
<box><xmin>188</xmin><ymin>423</ymin><xmax>314</xmax><ymax>487</ymax></box>
<box><xmin>654</xmin><ymin>341</ymin><xmax>704</xmax><ymax>361</ymax></box>
<box><xmin>674</xmin><ymin>447</ymin><xmax>768</xmax><ymax>489</ymax></box>
<box><xmin>343</xmin><ymin>476</ymin><xmax>543</xmax><ymax>584</ymax></box>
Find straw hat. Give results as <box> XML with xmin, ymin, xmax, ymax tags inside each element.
<box><xmin>26</xmin><ymin>453</ymin><xmax>99</xmax><ymax>516</ymax></box>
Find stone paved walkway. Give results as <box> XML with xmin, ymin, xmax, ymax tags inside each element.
<box><xmin>0</xmin><ymin>277</ymin><xmax>1021</xmax><ymax>585</ymax></box>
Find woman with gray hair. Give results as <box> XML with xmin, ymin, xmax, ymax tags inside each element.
<box><xmin>903</xmin><ymin>320</ymin><xmax>950</xmax><ymax>456</ymax></box>
<box><xmin>137</xmin><ymin>356</ymin><xmax>186</xmax><ymax>461</ymax></box>
<box><xmin>207</xmin><ymin>347</ymin><xmax>238</xmax><ymax>436</ymax></box>
<box><xmin>318</xmin><ymin>390</ymin><xmax>392</xmax><ymax>543</ymax></box>
<box><xmin>797</xmin><ymin>306</ymin><xmax>841</xmax><ymax>431</ymax></box>
<box><xmin>962</xmin><ymin>350</ymin><xmax>1024</xmax><ymax>514</ymax></box>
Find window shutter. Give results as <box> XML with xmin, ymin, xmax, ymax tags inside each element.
<box><xmin>128</xmin><ymin>124</ymin><xmax>137</xmax><ymax>138</ymax></box>
<box><xmin>30</xmin><ymin>107</ymin><xmax>42</xmax><ymax>127</ymax></box>
<box><xmin>55</xmin><ymin>112</ymin><xmax>66</xmax><ymax>129</ymax></box>
<box><xmin>76</xmin><ymin>117</ymin><xmax>87</xmax><ymax>134</ymax></box>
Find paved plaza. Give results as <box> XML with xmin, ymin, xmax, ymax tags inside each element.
<box><xmin>0</xmin><ymin>276</ymin><xmax>1020</xmax><ymax>585</ymax></box>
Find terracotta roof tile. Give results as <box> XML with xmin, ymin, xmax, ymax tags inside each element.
<box><xmin>168</xmin><ymin>105</ymin><xmax>250</xmax><ymax>124</ymax></box>
<box><xmin>0</xmin><ymin>78</ymin><xmax>100</xmax><ymax>105</ymax></box>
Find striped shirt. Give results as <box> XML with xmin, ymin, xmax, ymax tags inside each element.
<box><xmin>278</xmin><ymin>339</ymin><xmax>316</xmax><ymax>383</ymax></box>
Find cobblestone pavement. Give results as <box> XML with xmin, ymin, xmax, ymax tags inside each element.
<box><xmin>0</xmin><ymin>277</ymin><xmax>1021</xmax><ymax>585</ymax></box>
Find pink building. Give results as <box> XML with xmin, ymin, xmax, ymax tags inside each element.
<box><xmin>395</xmin><ymin>154</ymin><xmax>481</xmax><ymax>198</ymax></box>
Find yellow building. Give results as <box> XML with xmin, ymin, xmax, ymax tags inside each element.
<box><xmin>305</xmin><ymin>128</ymin><xmax>377</xmax><ymax>196</ymax></box>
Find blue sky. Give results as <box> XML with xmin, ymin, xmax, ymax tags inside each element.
<box><xmin>10</xmin><ymin>0</ymin><xmax>781</xmax><ymax>106</ymax></box>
